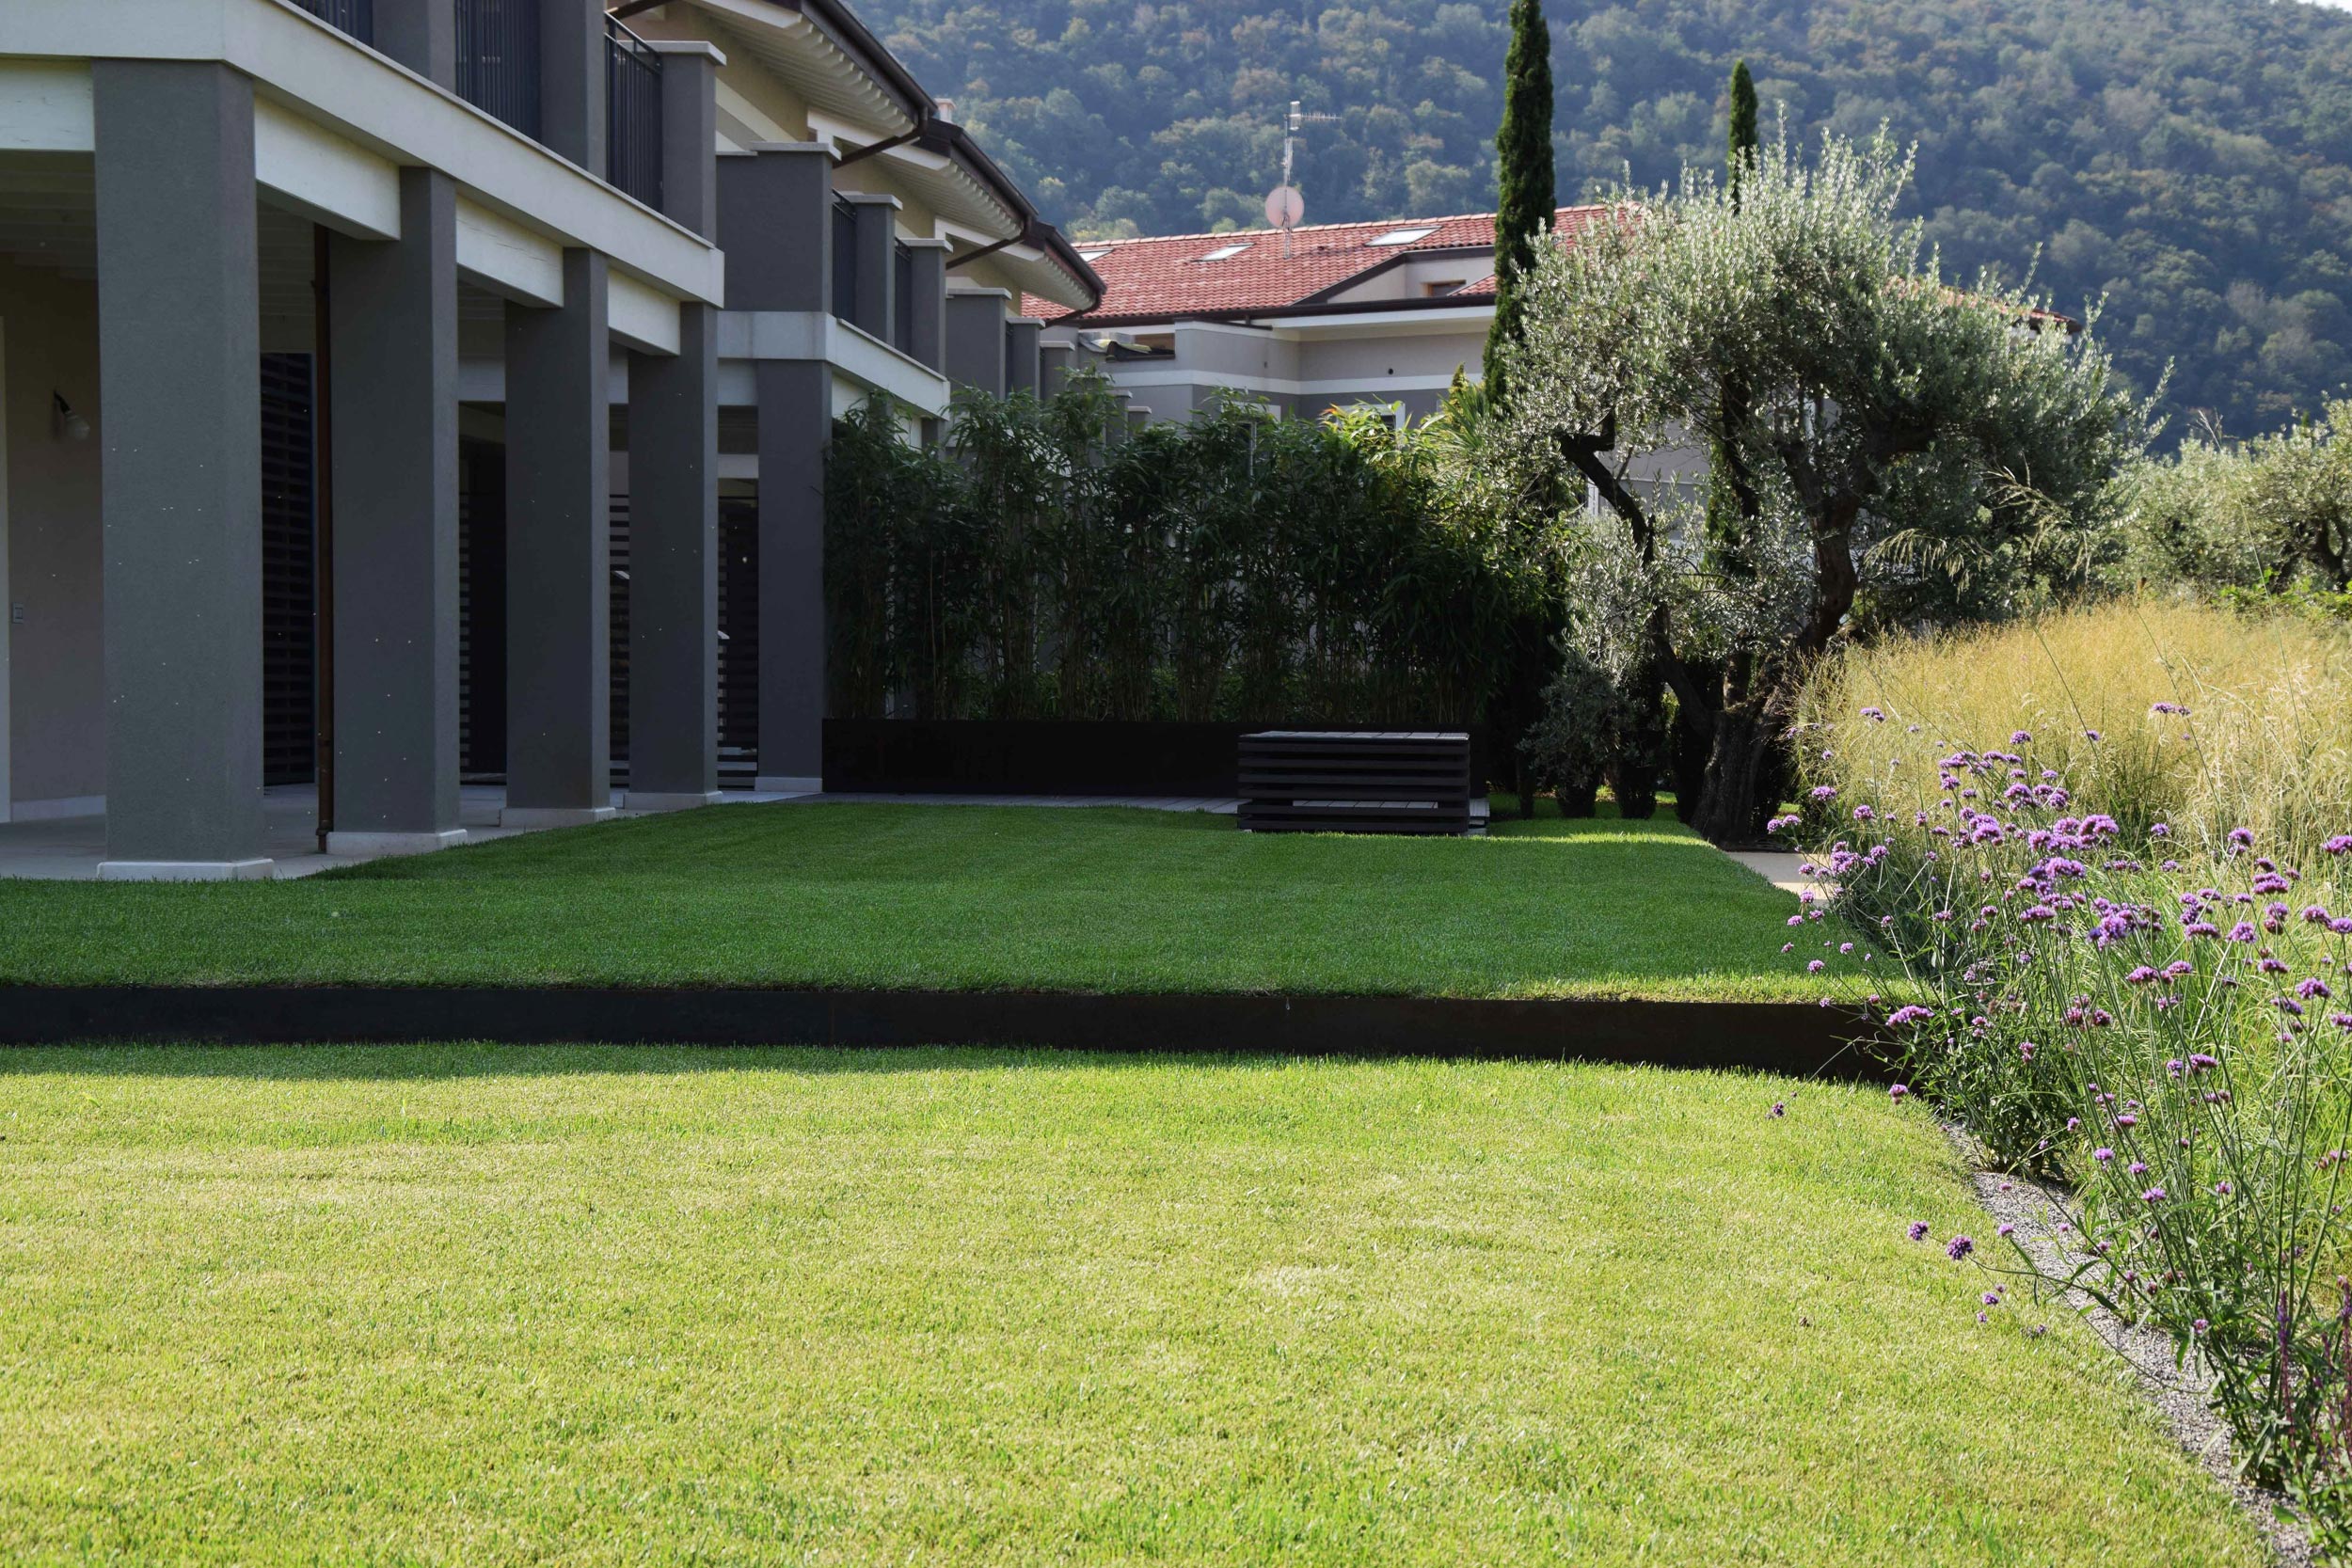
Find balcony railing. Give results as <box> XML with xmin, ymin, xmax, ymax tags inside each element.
<box><xmin>455</xmin><ymin>0</ymin><xmax>542</xmax><ymax>140</ymax></box>
<box><xmin>832</xmin><ymin>197</ymin><xmax>859</xmax><ymax>325</ymax></box>
<box><xmin>605</xmin><ymin>14</ymin><xmax>664</xmax><ymax>209</ymax></box>
<box><xmin>892</xmin><ymin>242</ymin><xmax>915</xmax><ymax>355</ymax></box>
<box><xmin>290</xmin><ymin>0</ymin><xmax>373</xmax><ymax>43</ymax></box>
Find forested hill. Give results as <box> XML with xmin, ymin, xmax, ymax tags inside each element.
<box><xmin>860</xmin><ymin>0</ymin><xmax>2352</xmax><ymax>434</ymax></box>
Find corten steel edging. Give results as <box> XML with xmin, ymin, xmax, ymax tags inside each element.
<box><xmin>0</xmin><ymin>988</ymin><xmax>1894</xmax><ymax>1078</ymax></box>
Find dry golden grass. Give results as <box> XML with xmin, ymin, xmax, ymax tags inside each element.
<box><xmin>1801</xmin><ymin>599</ymin><xmax>2352</xmax><ymax>858</ymax></box>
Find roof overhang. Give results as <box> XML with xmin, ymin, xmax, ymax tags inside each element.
<box><xmin>1069</xmin><ymin>294</ymin><xmax>1495</xmax><ymax>333</ymax></box>
<box><xmin>649</xmin><ymin>0</ymin><xmax>1099</xmax><ymax>311</ymax></box>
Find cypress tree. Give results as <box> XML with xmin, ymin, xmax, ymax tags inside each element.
<box><xmin>1707</xmin><ymin>56</ymin><xmax>1764</xmax><ymax>562</ymax></box>
<box><xmin>1726</xmin><ymin>59</ymin><xmax>1758</xmax><ymax>204</ymax></box>
<box><xmin>1482</xmin><ymin>0</ymin><xmax>1554</xmax><ymax>409</ymax></box>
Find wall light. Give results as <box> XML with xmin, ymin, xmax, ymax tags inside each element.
<box><xmin>52</xmin><ymin>392</ymin><xmax>90</xmax><ymax>442</ymax></box>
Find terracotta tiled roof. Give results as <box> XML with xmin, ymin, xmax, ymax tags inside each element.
<box><xmin>1026</xmin><ymin>205</ymin><xmax>1608</xmax><ymax>325</ymax></box>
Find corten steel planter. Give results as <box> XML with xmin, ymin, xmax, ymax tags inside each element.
<box><xmin>0</xmin><ymin>986</ymin><xmax>1893</xmax><ymax>1080</ymax></box>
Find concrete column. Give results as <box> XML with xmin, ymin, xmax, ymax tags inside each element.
<box><xmin>716</xmin><ymin>143</ymin><xmax>834</xmax><ymax>312</ymax></box>
<box><xmin>91</xmin><ymin>62</ymin><xmax>269</xmax><ymax>880</ymax></box>
<box><xmin>625</xmin><ymin>303</ymin><xmax>720</xmax><ymax>808</ymax></box>
<box><xmin>753</xmin><ymin>360</ymin><xmax>828</xmax><ymax>792</ymax></box>
<box><xmin>945</xmin><ymin>291</ymin><xmax>1009</xmax><ymax>398</ymax></box>
<box><xmin>326</xmin><ymin>166</ymin><xmax>464</xmax><ymax>855</ymax></box>
<box><xmin>645</xmin><ymin>40</ymin><xmax>723</xmax><ymax>237</ymax></box>
<box><xmin>903</xmin><ymin>239</ymin><xmax>948</xmax><ymax>370</ymax></box>
<box><xmin>1040</xmin><ymin>341</ymin><xmax>1075</xmax><ymax>397</ymax></box>
<box><xmin>540</xmin><ymin>0</ymin><xmax>606</xmax><ymax>174</ymax></box>
<box><xmin>843</xmin><ymin>194</ymin><xmax>898</xmax><ymax>342</ymax></box>
<box><xmin>373</xmin><ymin>0</ymin><xmax>455</xmax><ymax>87</ymax></box>
<box><xmin>502</xmin><ymin>249</ymin><xmax>615</xmax><ymax>827</ymax></box>
<box><xmin>1006</xmin><ymin>319</ymin><xmax>1043</xmax><ymax>398</ymax></box>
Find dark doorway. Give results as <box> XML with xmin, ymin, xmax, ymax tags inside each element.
<box><xmin>459</xmin><ymin>436</ymin><xmax>508</xmax><ymax>780</ymax></box>
<box><xmin>260</xmin><ymin>352</ymin><xmax>316</xmax><ymax>786</ymax></box>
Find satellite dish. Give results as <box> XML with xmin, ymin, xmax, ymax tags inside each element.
<box><xmin>1264</xmin><ymin>184</ymin><xmax>1304</xmax><ymax>230</ymax></box>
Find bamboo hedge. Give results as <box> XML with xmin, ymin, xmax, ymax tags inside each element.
<box><xmin>824</xmin><ymin>372</ymin><xmax>1565</xmax><ymax>730</ymax></box>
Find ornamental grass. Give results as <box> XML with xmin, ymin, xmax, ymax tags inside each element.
<box><xmin>1797</xmin><ymin>599</ymin><xmax>2352</xmax><ymax>860</ymax></box>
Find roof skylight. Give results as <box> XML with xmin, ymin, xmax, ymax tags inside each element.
<box><xmin>1077</xmin><ymin>248</ymin><xmax>1111</xmax><ymax>261</ymax></box>
<box><xmin>1198</xmin><ymin>242</ymin><xmax>1253</xmax><ymax>261</ymax></box>
<box><xmin>1367</xmin><ymin>226</ymin><xmax>1438</xmax><ymax>246</ymax></box>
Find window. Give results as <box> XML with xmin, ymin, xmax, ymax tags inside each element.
<box><xmin>1366</xmin><ymin>226</ymin><xmax>1437</xmax><ymax>246</ymax></box>
<box><xmin>1197</xmin><ymin>242</ymin><xmax>1252</xmax><ymax>261</ymax></box>
<box><xmin>1077</xmin><ymin>248</ymin><xmax>1112</xmax><ymax>262</ymax></box>
<box><xmin>1421</xmin><ymin>279</ymin><xmax>1465</xmax><ymax>297</ymax></box>
<box><xmin>1336</xmin><ymin>400</ymin><xmax>1407</xmax><ymax>430</ymax></box>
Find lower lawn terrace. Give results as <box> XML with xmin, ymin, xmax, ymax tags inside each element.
<box><xmin>0</xmin><ymin>1046</ymin><xmax>2265</xmax><ymax>1565</ymax></box>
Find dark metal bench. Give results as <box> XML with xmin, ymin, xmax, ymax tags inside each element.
<box><xmin>1236</xmin><ymin>731</ymin><xmax>1475</xmax><ymax>835</ymax></box>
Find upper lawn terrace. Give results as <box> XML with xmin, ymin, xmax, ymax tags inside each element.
<box><xmin>0</xmin><ymin>801</ymin><xmax>1816</xmax><ymax>1000</ymax></box>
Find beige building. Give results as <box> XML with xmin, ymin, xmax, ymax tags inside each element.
<box><xmin>1032</xmin><ymin>207</ymin><xmax>1605</xmax><ymax>424</ymax></box>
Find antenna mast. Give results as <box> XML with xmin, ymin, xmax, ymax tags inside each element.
<box><xmin>1269</xmin><ymin>99</ymin><xmax>1336</xmax><ymax>257</ymax></box>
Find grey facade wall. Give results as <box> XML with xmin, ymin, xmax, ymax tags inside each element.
<box><xmin>1</xmin><ymin>260</ymin><xmax>103</xmax><ymax>805</ymax></box>
<box><xmin>944</xmin><ymin>293</ymin><xmax>1008</xmax><ymax>397</ymax></box>
<box><xmin>716</xmin><ymin>145</ymin><xmax>832</xmax><ymax>313</ymax></box>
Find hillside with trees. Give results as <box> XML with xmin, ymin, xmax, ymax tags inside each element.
<box><xmin>861</xmin><ymin>0</ymin><xmax>2352</xmax><ymax>435</ymax></box>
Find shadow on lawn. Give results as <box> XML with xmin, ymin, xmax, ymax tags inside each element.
<box><xmin>0</xmin><ymin>1040</ymin><xmax>1506</xmax><ymax>1084</ymax></box>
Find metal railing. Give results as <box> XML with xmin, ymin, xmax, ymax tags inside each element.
<box><xmin>605</xmin><ymin>13</ymin><xmax>664</xmax><ymax>209</ymax></box>
<box><xmin>832</xmin><ymin>197</ymin><xmax>859</xmax><ymax>325</ymax></box>
<box><xmin>893</xmin><ymin>242</ymin><xmax>915</xmax><ymax>355</ymax></box>
<box><xmin>455</xmin><ymin>0</ymin><xmax>542</xmax><ymax>140</ymax></box>
<box><xmin>290</xmin><ymin>0</ymin><xmax>373</xmax><ymax>43</ymax></box>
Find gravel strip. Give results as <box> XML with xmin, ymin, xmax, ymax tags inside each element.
<box><xmin>1951</xmin><ymin>1125</ymin><xmax>2313</xmax><ymax>1567</ymax></box>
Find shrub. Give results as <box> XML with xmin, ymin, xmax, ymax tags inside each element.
<box><xmin>1518</xmin><ymin>649</ymin><xmax>1618</xmax><ymax>816</ymax></box>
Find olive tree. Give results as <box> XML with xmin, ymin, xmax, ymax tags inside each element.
<box><xmin>2118</xmin><ymin>403</ymin><xmax>2352</xmax><ymax>597</ymax></box>
<box><xmin>1492</xmin><ymin>129</ymin><xmax>2141</xmax><ymax>842</ymax></box>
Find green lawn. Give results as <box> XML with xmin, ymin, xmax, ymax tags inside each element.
<box><xmin>0</xmin><ymin>803</ymin><xmax>1819</xmax><ymax>999</ymax></box>
<box><xmin>0</xmin><ymin>1047</ymin><xmax>2255</xmax><ymax>1565</ymax></box>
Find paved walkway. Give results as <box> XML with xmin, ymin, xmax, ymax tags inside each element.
<box><xmin>1724</xmin><ymin>849</ymin><xmax>1833</xmax><ymax>898</ymax></box>
<box><xmin>0</xmin><ymin>784</ymin><xmax>812</xmax><ymax>882</ymax></box>
<box><xmin>0</xmin><ymin>787</ymin><xmax>1384</xmax><ymax>881</ymax></box>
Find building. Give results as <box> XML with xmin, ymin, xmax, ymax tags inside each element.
<box><xmin>1032</xmin><ymin>206</ymin><xmax>1606</xmax><ymax>425</ymax></box>
<box><xmin>0</xmin><ymin>0</ymin><xmax>1096</xmax><ymax>877</ymax></box>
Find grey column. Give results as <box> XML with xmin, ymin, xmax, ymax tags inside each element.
<box><xmin>645</xmin><ymin>40</ymin><xmax>722</xmax><ymax>237</ymax></box>
<box><xmin>326</xmin><ymin>167</ymin><xmax>463</xmax><ymax>854</ymax></box>
<box><xmin>625</xmin><ymin>303</ymin><xmax>720</xmax><ymax>807</ymax></box>
<box><xmin>540</xmin><ymin>0</ymin><xmax>606</xmax><ymax>174</ymax></box>
<box><xmin>753</xmin><ymin>360</ymin><xmax>828</xmax><ymax>792</ymax></box>
<box><xmin>843</xmin><ymin>195</ymin><xmax>898</xmax><ymax>341</ymax></box>
<box><xmin>1007</xmin><ymin>319</ymin><xmax>1042</xmax><ymax>398</ymax></box>
<box><xmin>903</xmin><ymin>239</ymin><xmax>948</xmax><ymax>370</ymax></box>
<box><xmin>945</xmin><ymin>292</ymin><xmax>1009</xmax><ymax>397</ymax></box>
<box><xmin>373</xmin><ymin>0</ymin><xmax>455</xmax><ymax>87</ymax></box>
<box><xmin>91</xmin><ymin>62</ymin><xmax>268</xmax><ymax>879</ymax></box>
<box><xmin>502</xmin><ymin>249</ymin><xmax>615</xmax><ymax>827</ymax></box>
<box><xmin>717</xmin><ymin>143</ymin><xmax>834</xmax><ymax>311</ymax></box>
<box><xmin>1040</xmin><ymin>341</ymin><xmax>1074</xmax><ymax>397</ymax></box>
